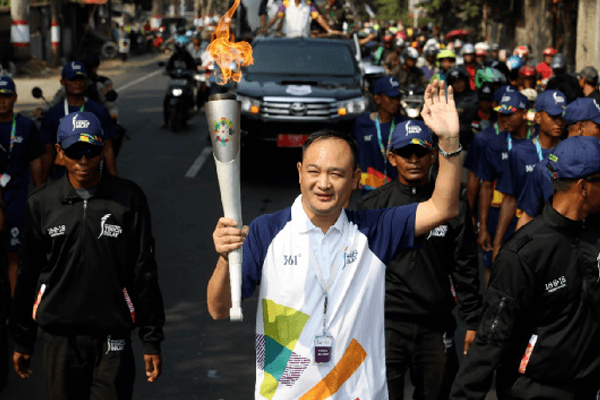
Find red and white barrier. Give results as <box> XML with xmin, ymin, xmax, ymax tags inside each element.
<box><xmin>10</xmin><ymin>20</ymin><xmax>29</xmax><ymax>48</ymax></box>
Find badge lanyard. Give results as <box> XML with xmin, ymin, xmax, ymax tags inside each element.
<box><xmin>0</xmin><ymin>115</ymin><xmax>17</xmax><ymax>159</ymax></box>
<box><xmin>507</xmin><ymin>126</ymin><xmax>532</xmax><ymax>152</ymax></box>
<box><xmin>533</xmin><ymin>137</ymin><xmax>544</xmax><ymax>162</ymax></box>
<box><xmin>308</xmin><ymin>228</ymin><xmax>350</xmax><ymax>364</ymax></box>
<box><xmin>309</xmin><ymin>245</ymin><xmax>343</xmax><ymax>335</ymax></box>
<box><xmin>0</xmin><ymin>115</ymin><xmax>17</xmax><ymax>187</ymax></box>
<box><xmin>375</xmin><ymin>116</ymin><xmax>395</xmax><ymax>173</ymax></box>
<box><xmin>64</xmin><ymin>99</ymin><xmax>85</xmax><ymax>116</ymax></box>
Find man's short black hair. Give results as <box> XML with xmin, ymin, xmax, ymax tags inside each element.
<box><xmin>552</xmin><ymin>178</ymin><xmax>578</xmax><ymax>193</ymax></box>
<box><xmin>302</xmin><ymin>129</ymin><xmax>359</xmax><ymax>170</ymax></box>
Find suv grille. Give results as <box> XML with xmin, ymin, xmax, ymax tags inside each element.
<box><xmin>261</xmin><ymin>97</ymin><xmax>338</xmax><ymax>120</ymax></box>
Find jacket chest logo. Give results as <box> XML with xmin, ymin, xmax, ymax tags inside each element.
<box><xmin>98</xmin><ymin>214</ymin><xmax>123</xmax><ymax>239</ymax></box>
<box><xmin>48</xmin><ymin>225</ymin><xmax>66</xmax><ymax>237</ymax></box>
<box><xmin>544</xmin><ymin>276</ymin><xmax>566</xmax><ymax>293</ymax></box>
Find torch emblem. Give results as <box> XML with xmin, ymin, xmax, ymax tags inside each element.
<box><xmin>213</xmin><ymin>117</ymin><xmax>235</xmax><ymax>147</ymax></box>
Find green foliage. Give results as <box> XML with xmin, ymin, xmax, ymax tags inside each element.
<box><xmin>420</xmin><ymin>0</ymin><xmax>483</xmax><ymax>28</ymax></box>
<box><xmin>375</xmin><ymin>0</ymin><xmax>404</xmax><ymax>21</ymax></box>
<box><xmin>0</xmin><ymin>0</ymin><xmax>9</xmax><ymax>7</ymax></box>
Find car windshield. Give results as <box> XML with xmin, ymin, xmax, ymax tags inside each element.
<box><xmin>247</xmin><ymin>41</ymin><xmax>357</xmax><ymax>76</ymax></box>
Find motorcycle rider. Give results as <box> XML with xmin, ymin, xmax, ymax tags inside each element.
<box><xmin>536</xmin><ymin>47</ymin><xmax>556</xmax><ymax>87</ymax></box>
<box><xmin>393</xmin><ymin>47</ymin><xmax>426</xmax><ymax>88</ymax></box>
<box><xmin>162</xmin><ymin>35</ymin><xmax>196</xmax><ymax>129</ymax></box>
<box><xmin>434</xmin><ymin>49</ymin><xmax>456</xmax><ymax>81</ymax></box>
<box><xmin>421</xmin><ymin>42</ymin><xmax>439</xmax><ymax>81</ymax></box>
<box><xmin>519</xmin><ymin>65</ymin><xmax>538</xmax><ymax>92</ymax></box>
<box><xmin>578</xmin><ymin>66</ymin><xmax>600</xmax><ymax>104</ymax></box>
<box><xmin>461</xmin><ymin>44</ymin><xmax>480</xmax><ymax>90</ymax></box>
<box><xmin>546</xmin><ymin>54</ymin><xmax>583</xmax><ymax>103</ymax></box>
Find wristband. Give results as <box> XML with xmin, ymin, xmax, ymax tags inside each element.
<box><xmin>438</xmin><ymin>144</ymin><xmax>463</xmax><ymax>158</ymax></box>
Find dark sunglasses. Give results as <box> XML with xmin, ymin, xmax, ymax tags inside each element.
<box><xmin>584</xmin><ymin>175</ymin><xmax>600</xmax><ymax>182</ymax></box>
<box><xmin>392</xmin><ymin>145</ymin><xmax>430</xmax><ymax>159</ymax></box>
<box><xmin>63</xmin><ymin>144</ymin><xmax>103</xmax><ymax>160</ymax></box>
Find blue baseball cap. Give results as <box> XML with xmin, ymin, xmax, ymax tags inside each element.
<box><xmin>493</xmin><ymin>85</ymin><xmax>518</xmax><ymax>103</ymax></box>
<box><xmin>390</xmin><ymin>120</ymin><xmax>434</xmax><ymax>150</ymax></box>
<box><xmin>62</xmin><ymin>61</ymin><xmax>87</xmax><ymax>80</ymax></box>
<box><xmin>535</xmin><ymin>90</ymin><xmax>567</xmax><ymax>115</ymax></box>
<box><xmin>563</xmin><ymin>97</ymin><xmax>600</xmax><ymax>125</ymax></box>
<box><xmin>57</xmin><ymin>112</ymin><xmax>104</xmax><ymax>149</ymax></box>
<box><xmin>547</xmin><ymin>136</ymin><xmax>600</xmax><ymax>179</ymax></box>
<box><xmin>0</xmin><ymin>76</ymin><xmax>16</xmax><ymax>94</ymax></box>
<box><xmin>373</xmin><ymin>76</ymin><xmax>404</xmax><ymax>98</ymax></box>
<box><xmin>494</xmin><ymin>91</ymin><xmax>529</xmax><ymax>114</ymax></box>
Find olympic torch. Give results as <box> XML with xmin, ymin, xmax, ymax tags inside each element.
<box><xmin>206</xmin><ymin>93</ymin><xmax>243</xmax><ymax>321</ymax></box>
<box><xmin>204</xmin><ymin>0</ymin><xmax>253</xmax><ymax>322</ymax></box>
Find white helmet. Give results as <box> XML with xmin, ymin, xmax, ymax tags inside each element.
<box><xmin>474</xmin><ymin>42</ymin><xmax>490</xmax><ymax>52</ymax></box>
<box><xmin>461</xmin><ymin>43</ymin><xmax>475</xmax><ymax>55</ymax></box>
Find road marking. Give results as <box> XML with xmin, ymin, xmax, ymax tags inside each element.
<box><xmin>185</xmin><ymin>147</ymin><xmax>212</xmax><ymax>178</ymax></box>
<box><xmin>116</xmin><ymin>69</ymin><xmax>163</xmax><ymax>93</ymax></box>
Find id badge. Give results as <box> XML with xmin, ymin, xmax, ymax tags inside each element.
<box><xmin>314</xmin><ymin>334</ymin><xmax>333</xmax><ymax>365</ymax></box>
<box><xmin>0</xmin><ymin>174</ymin><xmax>11</xmax><ymax>188</ymax></box>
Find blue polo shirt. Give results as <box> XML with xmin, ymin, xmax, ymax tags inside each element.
<box><xmin>353</xmin><ymin>113</ymin><xmax>407</xmax><ymax>193</ymax></box>
<box><xmin>463</xmin><ymin>123</ymin><xmax>500</xmax><ymax>173</ymax></box>
<box><xmin>496</xmin><ymin>137</ymin><xmax>554</xmax><ymax>198</ymax></box>
<box><xmin>0</xmin><ymin>114</ymin><xmax>45</xmax><ymax>189</ymax></box>
<box><xmin>517</xmin><ymin>157</ymin><xmax>554</xmax><ymax>218</ymax></box>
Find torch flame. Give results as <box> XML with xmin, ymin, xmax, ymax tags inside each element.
<box><xmin>207</xmin><ymin>0</ymin><xmax>254</xmax><ymax>85</ymax></box>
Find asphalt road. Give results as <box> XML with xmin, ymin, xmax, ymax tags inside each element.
<box><xmin>2</xmin><ymin>53</ymin><xmax>496</xmax><ymax>399</ymax></box>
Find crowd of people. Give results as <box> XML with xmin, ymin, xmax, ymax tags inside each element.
<box><xmin>199</xmin><ymin>2</ymin><xmax>600</xmax><ymax>400</ymax></box>
<box><xmin>1</xmin><ymin>0</ymin><xmax>600</xmax><ymax>399</ymax></box>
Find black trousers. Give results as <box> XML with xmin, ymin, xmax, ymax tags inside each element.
<box><xmin>511</xmin><ymin>375</ymin><xmax>600</xmax><ymax>400</ymax></box>
<box><xmin>40</xmin><ymin>330</ymin><xmax>135</xmax><ymax>400</ymax></box>
<box><xmin>385</xmin><ymin>321</ymin><xmax>459</xmax><ymax>400</ymax></box>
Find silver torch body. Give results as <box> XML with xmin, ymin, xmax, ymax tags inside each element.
<box><xmin>205</xmin><ymin>93</ymin><xmax>243</xmax><ymax>321</ymax></box>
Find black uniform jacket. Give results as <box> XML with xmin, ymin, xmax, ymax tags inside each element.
<box><xmin>451</xmin><ymin>202</ymin><xmax>600</xmax><ymax>399</ymax></box>
<box><xmin>358</xmin><ymin>180</ymin><xmax>482</xmax><ymax>330</ymax></box>
<box><xmin>10</xmin><ymin>174</ymin><xmax>165</xmax><ymax>355</ymax></box>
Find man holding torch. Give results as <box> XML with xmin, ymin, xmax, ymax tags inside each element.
<box><xmin>208</xmin><ymin>80</ymin><xmax>462</xmax><ymax>399</ymax></box>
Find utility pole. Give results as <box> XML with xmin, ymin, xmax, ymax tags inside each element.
<box><xmin>50</xmin><ymin>0</ymin><xmax>61</xmax><ymax>67</ymax></box>
<box><xmin>151</xmin><ymin>0</ymin><xmax>165</xmax><ymax>30</ymax></box>
<box><xmin>10</xmin><ymin>0</ymin><xmax>30</xmax><ymax>61</ymax></box>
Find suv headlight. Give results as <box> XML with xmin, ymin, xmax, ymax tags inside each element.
<box><xmin>337</xmin><ymin>97</ymin><xmax>368</xmax><ymax>116</ymax></box>
<box><xmin>238</xmin><ymin>95</ymin><xmax>261</xmax><ymax>114</ymax></box>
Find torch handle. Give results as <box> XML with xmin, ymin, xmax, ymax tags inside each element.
<box><xmin>229</xmin><ymin>260</ymin><xmax>243</xmax><ymax>321</ymax></box>
<box><xmin>214</xmin><ymin>155</ymin><xmax>243</xmax><ymax>322</ymax></box>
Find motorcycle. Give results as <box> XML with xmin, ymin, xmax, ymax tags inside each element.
<box><xmin>400</xmin><ymin>85</ymin><xmax>425</xmax><ymax>120</ymax></box>
<box><xmin>162</xmin><ymin>66</ymin><xmax>196</xmax><ymax>132</ymax></box>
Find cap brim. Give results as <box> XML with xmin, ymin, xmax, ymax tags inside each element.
<box><xmin>494</xmin><ymin>105</ymin><xmax>517</xmax><ymax>114</ymax></box>
<box><xmin>393</xmin><ymin>139</ymin><xmax>433</xmax><ymax>151</ymax></box>
<box><xmin>542</xmin><ymin>107</ymin><xmax>566</xmax><ymax>116</ymax></box>
<box><xmin>60</xmin><ymin>134</ymin><xmax>104</xmax><ymax>149</ymax></box>
<box><xmin>63</xmin><ymin>72</ymin><xmax>87</xmax><ymax>80</ymax></box>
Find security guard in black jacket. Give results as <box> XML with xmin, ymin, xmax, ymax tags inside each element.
<box><xmin>450</xmin><ymin>135</ymin><xmax>600</xmax><ymax>400</ymax></box>
<box><xmin>10</xmin><ymin>112</ymin><xmax>165</xmax><ymax>400</ymax></box>
<box><xmin>358</xmin><ymin>120</ymin><xmax>482</xmax><ymax>400</ymax></box>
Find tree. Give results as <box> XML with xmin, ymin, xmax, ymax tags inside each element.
<box><xmin>375</xmin><ymin>0</ymin><xmax>405</xmax><ymax>21</ymax></box>
<box><xmin>420</xmin><ymin>0</ymin><xmax>483</xmax><ymax>31</ymax></box>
